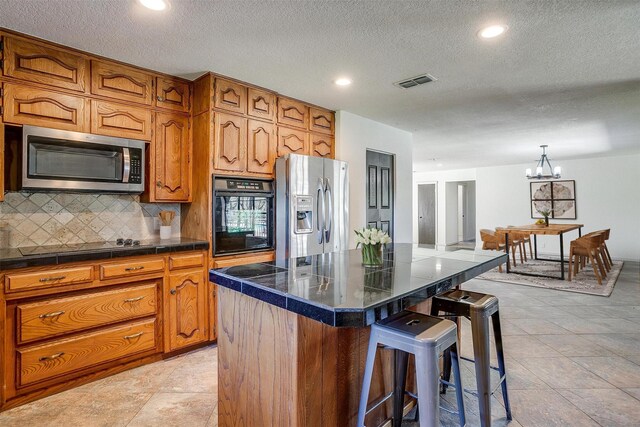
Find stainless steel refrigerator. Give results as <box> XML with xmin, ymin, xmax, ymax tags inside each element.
<box><xmin>275</xmin><ymin>154</ymin><xmax>349</xmax><ymax>259</ymax></box>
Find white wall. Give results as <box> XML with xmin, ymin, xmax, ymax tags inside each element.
<box><xmin>414</xmin><ymin>153</ymin><xmax>640</xmax><ymax>261</ymax></box>
<box><xmin>336</xmin><ymin>111</ymin><xmax>413</xmax><ymax>248</ymax></box>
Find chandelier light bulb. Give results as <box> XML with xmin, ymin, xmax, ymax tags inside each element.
<box><xmin>525</xmin><ymin>168</ymin><xmax>532</xmax><ymax>178</ymax></box>
<box><xmin>536</xmin><ymin>166</ymin><xmax>543</xmax><ymax>176</ymax></box>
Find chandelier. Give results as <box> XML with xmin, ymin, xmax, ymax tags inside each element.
<box><xmin>526</xmin><ymin>145</ymin><xmax>561</xmax><ymax>179</ymax></box>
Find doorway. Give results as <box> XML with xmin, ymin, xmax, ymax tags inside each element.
<box><xmin>417</xmin><ymin>183</ymin><xmax>436</xmax><ymax>245</ymax></box>
<box><xmin>445</xmin><ymin>180</ymin><xmax>476</xmax><ymax>247</ymax></box>
<box><xmin>366</xmin><ymin>150</ymin><xmax>394</xmax><ymax>239</ymax></box>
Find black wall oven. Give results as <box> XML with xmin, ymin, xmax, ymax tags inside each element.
<box><xmin>212</xmin><ymin>176</ymin><xmax>274</xmax><ymax>256</ymax></box>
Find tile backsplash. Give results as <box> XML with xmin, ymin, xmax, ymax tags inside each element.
<box><xmin>0</xmin><ymin>192</ymin><xmax>180</xmax><ymax>248</ymax></box>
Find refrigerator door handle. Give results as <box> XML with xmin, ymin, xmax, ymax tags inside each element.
<box><xmin>324</xmin><ymin>178</ymin><xmax>333</xmax><ymax>243</ymax></box>
<box><xmin>316</xmin><ymin>179</ymin><xmax>325</xmax><ymax>244</ymax></box>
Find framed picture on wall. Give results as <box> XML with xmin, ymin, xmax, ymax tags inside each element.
<box><xmin>530</xmin><ymin>180</ymin><xmax>577</xmax><ymax>220</ymax></box>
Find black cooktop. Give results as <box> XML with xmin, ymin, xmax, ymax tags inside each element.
<box><xmin>18</xmin><ymin>238</ymin><xmax>140</xmax><ymax>256</ymax></box>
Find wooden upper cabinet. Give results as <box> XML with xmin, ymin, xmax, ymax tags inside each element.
<box><xmin>277</xmin><ymin>126</ymin><xmax>308</xmax><ymax>157</ymax></box>
<box><xmin>310</xmin><ymin>133</ymin><xmax>334</xmax><ymax>159</ymax></box>
<box><xmin>247</xmin><ymin>120</ymin><xmax>275</xmax><ymax>175</ymax></box>
<box><xmin>167</xmin><ymin>270</ymin><xmax>208</xmax><ymax>351</ymax></box>
<box><xmin>277</xmin><ymin>97</ymin><xmax>308</xmax><ymax>130</ymax></box>
<box><xmin>154</xmin><ymin>112</ymin><xmax>191</xmax><ymax>201</ymax></box>
<box><xmin>247</xmin><ymin>88</ymin><xmax>275</xmax><ymax>121</ymax></box>
<box><xmin>309</xmin><ymin>107</ymin><xmax>334</xmax><ymax>135</ymax></box>
<box><xmin>91</xmin><ymin>60</ymin><xmax>154</xmax><ymax>105</ymax></box>
<box><xmin>156</xmin><ymin>77</ymin><xmax>190</xmax><ymax>112</ymax></box>
<box><xmin>214</xmin><ymin>112</ymin><xmax>247</xmax><ymax>173</ymax></box>
<box><xmin>3</xmin><ymin>83</ymin><xmax>89</xmax><ymax>132</ymax></box>
<box><xmin>214</xmin><ymin>78</ymin><xmax>247</xmax><ymax>115</ymax></box>
<box><xmin>2</xmin><ymin>36</ymin><xmax>90</xmax><ymax>93</ymax></box>
<box><xmin>90</xmin><ymin>100</ymin><xmax>152</xmax><ymax>141</ymax></box>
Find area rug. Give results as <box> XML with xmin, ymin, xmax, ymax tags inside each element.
<box><xmin>477</xmin><ymin>258</ymin><xmax>623</xmax><ymax>296</ymax></box>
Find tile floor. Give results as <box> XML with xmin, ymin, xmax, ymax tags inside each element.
<box><xmin>0</xmin><ymin>262</ymin><xmax>638</xmax><ymax>426</ymax></box>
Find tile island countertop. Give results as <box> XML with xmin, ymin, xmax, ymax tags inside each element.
<box><xmin>210</xmin><ymin>243</ymin><xmax>507</xmax><ymax>327</ymax></box>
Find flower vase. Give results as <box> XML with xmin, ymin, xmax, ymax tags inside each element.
<box><xmin>361</xmin><ymin>244</ymin><xmax>383</xmax><ymax>267</ymax></box>
<box><xmin>544</xmin><ymin>216</ymin><xmax>549</xmax><ymax>227</ymax></box>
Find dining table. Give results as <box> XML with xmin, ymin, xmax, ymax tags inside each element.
<box><xmin>504</xmin><ymin>223</ymin><xmax>584</xmax><ymax>280</ymax></box>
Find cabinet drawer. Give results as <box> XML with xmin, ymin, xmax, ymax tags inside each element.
<box><xmin>156</xmin><ymin>77</ymin><xmax>190</xmax><ymax>112</ymax></box>
<box><xmin>99</xmin><ymin>258</ymin><xmax>164</xmax><ymax>280</ymax></box>
<box><xmin>309</xmin><ymin>107</ymin><xmax>334</xmax><ymax>135</ymax></box>
<box><xmin>2</xmin><ymin>83</ymin><xmax>90</xmax><ymax>132</ymax></box>
<box><xmin>17</xmin><ymin>283</ymin><xmax>158</xmax><ymax>343</ymax></box>
<box><xmin>213</xmin><ymin>252</ymin><xmax>275</xmax><ymax>268</ymax></box>
<box><xmin>5</xmin><ymin>266</ymin><xmax>94</xmax><ymax>293</ymax></box>
<box><xmin>2</xmin><ymin>36</ymin><xmax>89</xmax><ymax>92</ymax></box>
<box><xmin>90</xmin><ymin>99</ymin><xmax>152</xmax><ymax>140</ymax></box>
<box><xmin>277</xmin><ymin>97</ymin><xmax>308</xmax><ymax>129</ymax></box>
<box><xmin>169</xmin><ymin>253</ymin><xmax>204</xmax><ymax>271</ymax></box>
<box><xmin>91</xmin><ymin>60</ymin><xmax>154</xmax><ymax>105</ymax></box>
<box><xmin>18</xmin><ymin>318</ymin><xmax>157</xmax><ymax>386</ymax></box>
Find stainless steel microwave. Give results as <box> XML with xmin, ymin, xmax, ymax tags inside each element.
<box><xmin>20</xmin><ymin>126</ymin><xmax>145</xmax><ymax>193</ymax></box>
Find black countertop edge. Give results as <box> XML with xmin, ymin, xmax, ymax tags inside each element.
<box><xmin>0</xmin><ymin>239</ymin><xmax>210</xmax><ymax>271</ymax></box>
<box><xmin>209</xmin><ymin>253</ymin><xmax>507</xmax><ymax>328</ymax></box>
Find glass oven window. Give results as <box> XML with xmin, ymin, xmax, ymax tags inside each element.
<box><xmin>214</xmin><ymin>196</ymin><xmax>273</xmax><ymax>254</ymax></box>
<box><xmin>28</xmin><ymin>136</ymin><xmax>123</xmax><ymax>182</ymax></box>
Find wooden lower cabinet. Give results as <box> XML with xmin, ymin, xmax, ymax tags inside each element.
<box><xmin>166</xmin><ymin>269</ymin><xmax>208</xmax><ymax>351</ymax></box>
<box><xmin>0</xmin><ymin>250</ymin><xmax>213</xmax><ymax>411</ymax></box>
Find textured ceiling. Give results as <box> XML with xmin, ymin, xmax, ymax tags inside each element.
<box><xmin>1</xmin><ymin>0</ymin><xmax>639</xmax><ymax>171</ymax></box>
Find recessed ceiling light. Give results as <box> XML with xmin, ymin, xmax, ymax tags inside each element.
<box><xmin>478</xmin><ymin>24</ymin><xmax>508</xmax><ymax>39</ymax></box>
<box><xmin>139</xmin><ymin>0</ymin><xmax>169</xmax><ymax>11</ymax></box>
<box><xmin>334</xmin><ymin>78</ymin><xmax>352</xmax><ymax>86</ymax></box>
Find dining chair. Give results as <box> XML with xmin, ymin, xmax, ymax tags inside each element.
<box><xmin>495</xmin><ymin>228</ymin><xmax>523</xmax><ymax>266</ymax></box>
<box><xmin>568</xmin><ymin>235</ymin><xmax>606</xmax><ymax>285</ymax></box>
<box><xmin>508</xmin><ymin>226</ymin><xmax>533</xmax><ymax>261</ymax></box>
<box><xmin>479</xmin><ymin>229</ymin><xmax>505</xmax><ymax>272</ymax></box>
<box><xmin>582</xmin><ymin>230</ymin><xmax>612</xmax><ymax>273</ymax></box>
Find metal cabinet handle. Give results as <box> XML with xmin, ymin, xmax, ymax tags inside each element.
<box><xmin>39</xmin><ymin>352</ymin><xmax>64</xmax><ymax>362</ymax></box>
<box><xmin>157</xmin><ymin>96</ymin><xmax>165</xmax><ymax>101</ymax></box>
<box><xmin>39</xmin><ymin>311</ymin><xmax>65</xmax><ymax>319</ymax></box>
<box><xmin>170</xmin><ymin>289</ymin><xmax>176</xmax><ymax>295</ymax></box>
<box><xmin>124</xmin><ymin>296</ymin><xmax>145</xmax><ymax>303</ymax></box>
<box><xmin>124</xmin><ymin>266</ymin><xmax>145</xmax><ymax>272</ymax></box>
<box><xmin>39</xmin><ymin>276</ymin><xmax>66</xmax><ymax>282</ymax></box>
<box><xmin>124</xmin><ymin>332</ymin><xmax>144</xmax><ymax>340</ymax></box>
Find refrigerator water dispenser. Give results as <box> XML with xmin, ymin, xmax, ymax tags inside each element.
<box><xmin>294</xmin><ymin>196</ymin><xmax>313</xmax><ymax>234</ymax></box>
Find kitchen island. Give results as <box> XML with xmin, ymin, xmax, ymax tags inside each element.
<box><xmin>210</xmin><ymin>244</ymin><xmax>506</xmax><ymax>426</ymax></box>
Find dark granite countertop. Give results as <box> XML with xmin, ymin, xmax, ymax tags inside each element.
<box><xmin>210</xmin><ymin>243</ymin><xmax>507</xmax><ymax>327</ymax></box>
<box><xmin>0</xmin><ymin>237</ymin><xmax>209</xmax><ymax>270</ymax></box>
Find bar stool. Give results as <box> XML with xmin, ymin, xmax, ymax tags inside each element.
<box><xmin>431</xmin><ymin>290</ymin><xmax>512</xmax><ymax>427</ymax></box>
<box><xmin>357</xmin><ymin>311</ymin><xmax>466</xmax><ymax>427</ymax></box>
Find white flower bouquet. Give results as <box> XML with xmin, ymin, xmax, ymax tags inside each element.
<box><xmin>354</xmin><ymin>227</ymin><xmax>392</xmax><ymax>266</ymax></box>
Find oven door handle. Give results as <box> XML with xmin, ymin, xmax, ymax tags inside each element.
<box><xmin>317</xmin><ymin>179</ymin><xmax>325</xmax><ymax>244</ymax></box>
<box><xmin>122</xmin><ymin>147</ymin><xmax>131</xmax><ymax>183</ymax></box>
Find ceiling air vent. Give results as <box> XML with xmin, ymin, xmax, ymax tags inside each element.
<box><xmin>394</xmin><ymin>74</ymin><xmax>437</xmax><ymax>89</ymax></box>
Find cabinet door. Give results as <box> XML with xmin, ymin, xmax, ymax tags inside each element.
<box><xmin>167</xmin><ymin>270</ymin><xmax>208</xmax><ymax>351</ymax></box>
<box><xmin>91</xmin><ymin>60</ymin><xmax>154</xmax><ymax>105</ymax></box>
<box><xmin>156</xmin><ymin>77</ymin><xmax>190</xmax><ymax>112</ymax></box>
<box><xmin>310</xmin><ymin>133</ymin><xmax>334</xmax><ymax>159</ymax></box>
<box><xmin>309</xmin><ymin>107</ymin><xmax>334</xmax><ymax>135</ymax></box>
<box><xmin>276</xmin><ymin>126</ymin><xmax>308</xmax><ymax>157</ymax></box>
<box><xmin>2</xmin><ymin>36</ymin><xmax>89</xmax><ymax>92</ymax></box>
<box><xmin>0</xmin><ymin>120</ymin><xmax>4</xmax><ymax>202</ymax></box>
<box><xmin>155</xmin><ymin>112</ymin><xmax>191</xmax><ymax>201</ymax></box>
<box><xmin>277</xmin><ymin>97</ymin><xmax>308</xmax><ymax>129</ymax></box>
<box><xmin>214</xmin><ymin>112</ymin><xmax>246</xmax><ymax>173</ymax></box>
<box><xmin>3</xmin><ymin>83</ymin><xmax>89</xmax><ymax>132</ymax></box>
<box><xmin>90</xmin><ymin>99</ymin><xmax>152</xmax><ymax>140</ymax></box>
<box><xmin>214</xmin><ymin>78</ymin><xmax>247</xmax><ymax>115</ymax></box>
<box><xmin>247</xmin><ymin>120</ymin><xmax>275</xmax><ymax>174</ymax></box>
<box><xmin>247</xmin><ymin>88</ymin><xmax>275</xmax><ymax>121</ymax></box>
